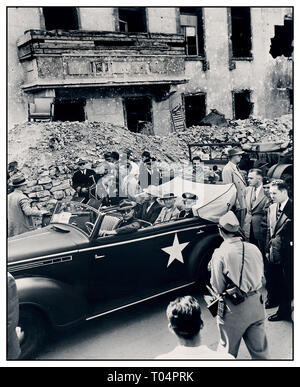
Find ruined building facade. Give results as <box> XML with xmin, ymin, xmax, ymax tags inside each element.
<box><xmin>8</xmin><ymin>7</ymin><xmax>293</xmax><ymax>135</ymax></box>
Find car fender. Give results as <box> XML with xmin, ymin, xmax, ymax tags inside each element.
<box><xmin>267</xmin><ymin>163</ymin><xmax>292</xmax><ymax>179</ymax></box>
<box><xmin>15</xmin><ymin>276</ymin><xmax>88</xmax><ymax>329</ymax></box>
<box><xmin>187</xmin><ymin>233</ymin><xmax>222</xmax><ymax>281</ymax></box>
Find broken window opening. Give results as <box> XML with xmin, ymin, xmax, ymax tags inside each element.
<box><xmin>230</xmin><ymin>7</ymin><xmax>252</xmax><ymax>58</ymax></box>
<box><xmin>124</xmin><ymin>97</ymin><xmax>153</xmax><ymax>134</ymax></box>
<box><xmin>180</xmin><ymin>7</ymin><xmax>205</xmax><ymax>57</ymax></box>
<box><xmin>184</xmin><ymin>94</ymin><xmax>206</xmax><ymax>128</ymax></box>
<box><xmin>233</xmin><ymin>90</ymin><xmax>253</xmax><ymax>120</ymax></box>
<box><xmin>53</xmin><ymin>99</ymin><xmax>86</xmax><ymax>122</ymax></box>
<box><xmin>118</xmin><ymin>8</ymin><xmax>147</xmax><ymax>33</ymax></box>
<box><xmin>270</xmin><ymin>16</ymin><xmax>293</xmax><ymax>59</ymax></box>
<box><xmin>43</xmin><ymin>7</ymin><xmax>79</xmax><ymax>30</ymax></box>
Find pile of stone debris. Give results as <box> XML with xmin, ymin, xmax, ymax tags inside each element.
<box><xmin>8</xmin><ymin>114</ymin><xmax>292</xmax><ymax>214</ymax></box>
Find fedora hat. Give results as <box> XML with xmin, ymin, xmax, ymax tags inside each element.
<box><xmin>182</xmin><ymin>192</ymin><xmax>198</xmax><ymax>201</ymax></box>
<box><xmin>12</xmin><ymin>175</ymin><xmax>27</xmax><ymax>187</ymax></box>
<box><xmin>227</xmin><ymin>147</ymin><xmax>244</xmax><ymax>157</ymax></box>
<box><xmin>159</xmin><ymin>193</ymin><xmax>177</xmax><ymax>200</ymax></box>
<box><xmin>218</xmin><ymin>211</ymin><xmax>240</xmax><ymax>233</ymax></box>
<box><xmin>117</xmin><ymin>199</ymin><xmax>137</xmax><ymax>212</ymax></box>
<box><xmin>77</xmin><ymin>158</ymin><xmax>87</xmax><ymax>166</ymax></box>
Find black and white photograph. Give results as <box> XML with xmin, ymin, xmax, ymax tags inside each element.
<box><xmin>5</xmin><ymin>2</ymin><xmax>295</xmax><ymax>367</ymax></box>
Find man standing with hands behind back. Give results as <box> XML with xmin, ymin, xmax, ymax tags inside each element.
<box><xmin>243</xmin><ymin>168</ymin><xmax>269</xmax><ymax>254</ymax></box>
<box><xmin>222</xmin><ymin>147</ymin><xmax>247</xmax><ymax>227</ymax></box>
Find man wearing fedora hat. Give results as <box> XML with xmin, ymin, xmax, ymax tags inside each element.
<box><xmin>209</xmin><ymin>211</ymin><xmax>269</xmax><ymax>359</ymax></box>
<box><xmin>222</xmin><ymin>147</ymin><xmax>247</xmax><ymax>227</ymax></box>
<box><xmin>135</xmin><ymin>186</ymin><xmax>162</xmax><ymax>224</ymax></box>
<box><xmin>99</xmin><ymin>200</ymin><xmax>141</xmax><ymax>236</ymax></box>
<box><xmin>154</xmin><ymin>193</ymin><xmax>180</xmax><ymax>224</ymax></box>
<box><xmin>72</xmin><ymin>158</ymin><xmax>97</xmax><ymax>204</ymax></box>
<box><xmin>8</xmin><ymin>175</ymin><xmax>48</xmax><ymax>237</ymax></box>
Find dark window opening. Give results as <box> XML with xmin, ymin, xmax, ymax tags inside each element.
<box><xmin>184</xmin><ymin>94</ymin><xmax>206</xmax><ymax>128</ymax></box>
<box><xmin>43</xmin><ymin>7</ymin><xmax>79</xmax><ymax>30</ymax></box>
<box><xmin>124</xmin><ymin>97</ymin><xmax>152</xmax><ymax>134</ymax></box>
<box><xmin>180</xmin><ymin>7</ymin><xmax>205</xmax><ymax>57</ymax></box>
<box><xmin>233</xmin><ymin>91</ymin><xmax>252</xmax><ymax>120</ymax></box>
<box><xmin>270</xmin><ymin>16</ymin><xmax>293</xmax><ymax>59</ymax></box>
<box><xmin>230</xmin><ymin>7</ymin><xmax>252</xmax><ymax>58</ymax></box>
<box><xmin>53</xmin><ymin>99</ymin><xmax>85</xmax><ymax>122</ymax></box>
<box><xmin>118</xmin><ymin>7</ymin><xmax>147</xmax><ymax>33</ymax></box>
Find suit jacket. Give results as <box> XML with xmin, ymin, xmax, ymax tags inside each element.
<box><xmin>135</xmin><ymin>200</ymin><xmax>162</xmax><ymax>224</ymax></box>
<box><xmin>8</xmin><ymin>189</ymin><xmax>42</xmax><ymax>237</ymax></box>
<box><xmin>222</xmin><ymin>162</ymin><xmax>247</xmax><ymax>209</ymax></box>
<box><xmin>267</xmin><ymin>199</ymin><xmax>293</xmax><ymax>264</ymax></box>
<box><xmin>7</xmin><ymin>273</ymin><xmax>21</xmax><ymax>359</ymax></box>
<box><xmin>72</xmin><ymin>169</ymin><xmax>96</xmax><ymax>197</ymax></box>
<box><xmin>243</xmin><ymin>186</ymin><xmax>269</xmax><ymax>241</ymax></box>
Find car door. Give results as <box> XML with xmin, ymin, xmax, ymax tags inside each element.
<box><xmin>85</xmin><ymin>217</ymin><xmax>203</xmax><ymax>317</ymax></box>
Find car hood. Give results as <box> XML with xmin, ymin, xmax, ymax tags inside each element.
<box><xmin>8</xmin><ymin>224</ymin><xmax>89</xmax><ymax>263</ymax></box>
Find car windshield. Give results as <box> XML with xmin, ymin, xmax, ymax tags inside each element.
<box><xmin>50</xmin><ymin>201</ymin><xmax>100</xmax><ymax>236</ymax></box>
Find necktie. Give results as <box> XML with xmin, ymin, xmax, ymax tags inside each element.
<box><xmin>276</xmin><ymin>204</ymin><xmax>282</xmax><ymax>220</ymax></box>
<box><xmin>251</xmin><ymin>187</ymin><xmax>256</xmax><ymax>206</ymax></box>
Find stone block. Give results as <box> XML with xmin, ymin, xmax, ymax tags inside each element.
<box><xmin>26</xmin><ymin>180</ymin><xmax>38</xmax><ymax>188</ymax></box>
<box><xmin>53</xmin><ymin>190</ymin><xmax>65</xmax><ymax>200</ymax></box>
<box><xmin>39</xmin><ymin>170</ymin><xmax>50</xmax><ymax>177</ymax></box>
<box><xmin>38</xmin><ymin>177</ymin><xmax>52</xmax><ymax>185</ymax></box>
<box><xmin>31</xmin><ymin>185</ymin><xmax>44</xmax><ymax>192</ymax></box>
<box><xmin>28</xmin><ymin>192</ymin><xmax>38</xmax><ymax>198</ymax></box>
<box><xmin>36</xmin><ymin>190</ymin><xmax>51</xmax><ymax>198</ymax></box>
<box><xmin>43</xmin><ymin>183</ymin><xmax>53</xmax><ymax>190</ymax></box>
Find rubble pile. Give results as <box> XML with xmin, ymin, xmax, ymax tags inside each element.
<box><xmin>8</xmin><ymin>114</ymin><xmax>292</xmax><ymax>212</ymax></box>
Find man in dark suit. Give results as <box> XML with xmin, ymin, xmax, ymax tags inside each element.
<box><xmin>135</xmin><ymin>186</ymin><xmax>162</xmax><ymax>224</ymax></box>
<box><xmin>266</xmin><ymin>180</ymin><xmax>293</xmax><ymax>322</ymax></box>
<box><xmin>243</xmin><ymin>169</ymin><xmax>270</xmax><ymax>254</ymax></box>
<box><xmin>72</xmin><ymin>159</ymin><xmax>96</xmax><ymax>204</ymax></box>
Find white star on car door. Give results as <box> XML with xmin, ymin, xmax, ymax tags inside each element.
<box><xmin>161</xmin><ymin>233</ymin><xmax>189</xmax><ymax>267</ymax></box>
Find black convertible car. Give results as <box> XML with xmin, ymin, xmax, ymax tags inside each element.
<box><xmin>8</xmin><ymin>181</ymin><xmax>236</xmax><ymax>359</ymax></box>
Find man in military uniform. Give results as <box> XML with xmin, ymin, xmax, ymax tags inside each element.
<box><xmin>209</xmin><ymin>211</ymin><xmax>269</xmax><ymax>359</ymax></box>
<box><xmin>222</xmin><ymin>148</ymin><xmax>247</xmax><ymax>227</ymax></box>
<box><xmin>179</xmin><ymin>192</ymin><xmax>198</xmax><ymax>219</ymax></box>
<box><xmin>99</xmin><ymin>200</ymin><xmax>141</xmax><ymax>236</ymax></box>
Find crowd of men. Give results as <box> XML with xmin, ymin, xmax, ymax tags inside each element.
<box><xmin>7</xmin><ymin>145</ymin><xmax>293</xmax><ymax>360</ymax></box>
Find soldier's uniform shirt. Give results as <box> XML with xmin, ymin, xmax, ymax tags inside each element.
<box><xmin>210</xmin><ymin>237</ymin><xmax>264</xmax><ymax>294</ymax></box>
<box><xmin>210</xmin><ymin>237</ymin><xmax>269</xmax><ymax>359</ymax></box>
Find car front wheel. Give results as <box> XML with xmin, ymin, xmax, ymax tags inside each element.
<box><xmin>17</xmin><ymin>306</ymin><xmax>49</xmax><ymax>359</ymax></box>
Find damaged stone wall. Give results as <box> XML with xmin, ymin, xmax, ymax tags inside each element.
<box><xmin>8</xmin><ymin>115</ymin><xmax>292</xmax><ymax>219</ymax></box>
<box><xmin>7</xmin><ymin>7</ymin><xmax>41</xmax><ymax>128</ymax></box>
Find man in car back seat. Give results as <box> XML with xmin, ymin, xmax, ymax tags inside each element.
<box><xmin>99</xmin><ymin>200</ymin><xmax>141</xmax><ymax>236</ymax></box>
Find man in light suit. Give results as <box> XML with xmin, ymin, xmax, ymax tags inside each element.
<box><xmin>222</xmin><ymin>147</ymin><xmax>247</xmax><ymax>227</ymax></box>
<box><xmin>8</xmin><ymin>175</ymin><xmax>47</xmax><ymax>237</ymax></box>
<box><xmin>243</xmin><ymin>169</ymin><xmax>270</xmax><ymax>254</ymax></box>
<box><xmin>266</xmin><ymin>180</ymin><xmax>293</xmax><ymax>322</ymax></box>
